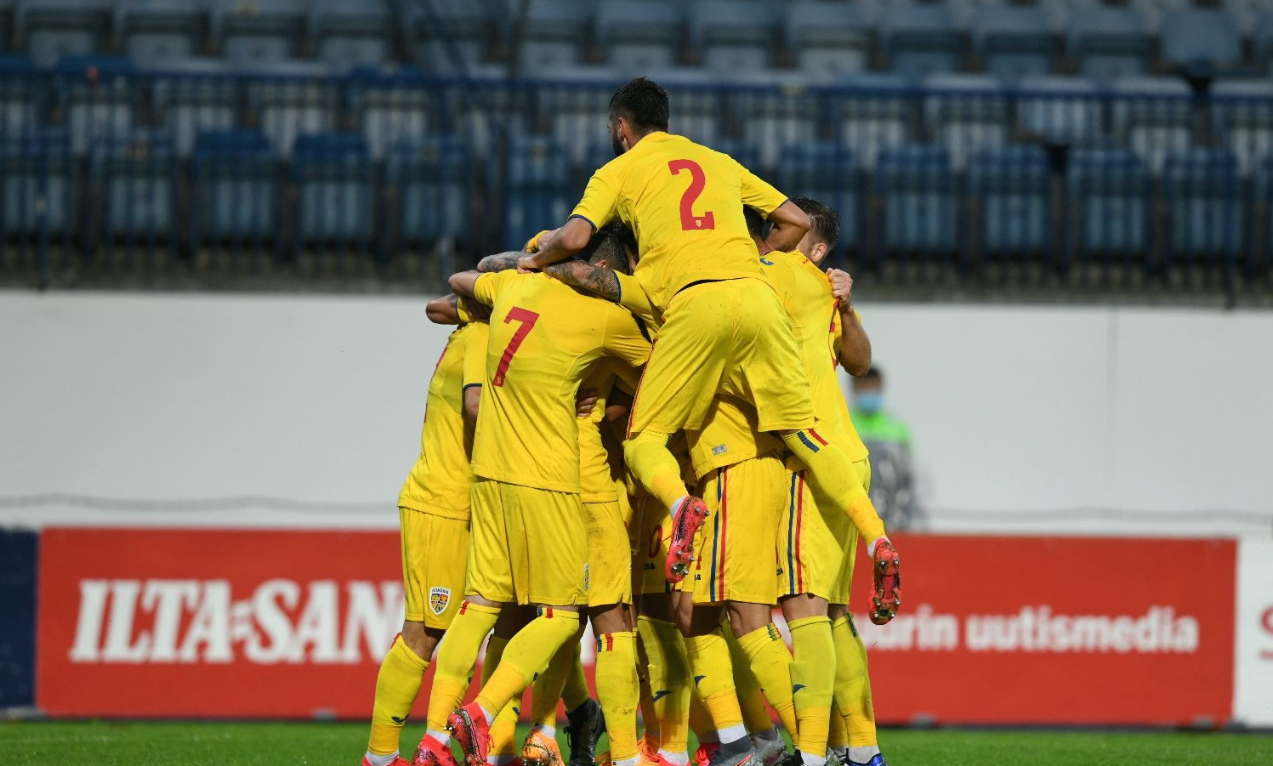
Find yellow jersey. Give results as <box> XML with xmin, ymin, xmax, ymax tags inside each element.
<box><xmin>470</xmin><ymin>270</ymin><xmax>651</xmax><ymax>493</ymax></box>
<box><xmin>760</xmin><ymin>250</ymin><xmax>868</xmax><ymax>463</ymax></box>
<box><xmin>398</xmin><ymin>321</ymin><xmax>490</xmax><ymax>520</ymax></box>
<box><xmin>578</xmin><ymin>364</ymin><xmax>619</xmax><ymax>503</ymax></box>
<box><xmin>572</xmin><ymin>132</ymin><xmax>790</xmax><ymax>310</ymax></box>
<box><xmin>685</xmin><ymin>394</ymin><xmax>784</xmax><ymax>480</ymax></box>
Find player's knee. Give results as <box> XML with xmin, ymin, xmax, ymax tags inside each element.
<box><xmin>726</xmin><ymin>601</ymin><xmax>772</xmax><ymax>636</ymax></box>
<box><xmin>400</xmin><ymin>620</ymin><xmax>440</xmax><ymax>659</ymax></box>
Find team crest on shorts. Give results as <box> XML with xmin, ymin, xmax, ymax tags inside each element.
<box><xmin>429</xmin><ymin>587</ymin><xmax>451</xmax><ymax>615</ymax></box>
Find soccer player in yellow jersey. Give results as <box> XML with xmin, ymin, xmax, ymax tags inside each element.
<box><xmin>362</xmin><ymin>303</ymin><xmax>489</xmax><ymax>766</ymax></box>
<box><xmin>411</xmin><ymin>228</ymin><xmax>651</xmax><ymax>766</ymax></box>
<box><xmin>520</xmin><ymin>85</ymin><xmax>901</xmax><ymax>724</ymax></box>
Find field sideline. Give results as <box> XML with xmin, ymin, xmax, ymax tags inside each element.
<box><xmin>2</xmin><ymin>721</ymin><xmax>1271</xmax><ymax>766</ymax></box>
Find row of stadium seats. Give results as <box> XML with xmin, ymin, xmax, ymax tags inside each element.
<box><xmin>5</xmin><ymin>60</ymin><xmax>1273</xmax><ymax>178</ymax></box>
<box><xmin>1</xmin><ymin>127</ymin><xmax>1263</xmax><ymax>263</ymax></box>
<box><xmin>2</xmin><ymin>0</ymin><xmax>1273</xmax><ymax>82</ymax></box>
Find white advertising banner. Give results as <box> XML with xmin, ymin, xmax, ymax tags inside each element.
<box><xmin>1234</xmin><ymin>538</ymin><xmax>1273</xmax><ymax>726</ymax></box>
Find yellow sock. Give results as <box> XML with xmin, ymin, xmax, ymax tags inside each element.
<box><xmin>684</xmin><ymin>628</ymin><xmax>744</xmax><ymax>736</ymax></box>
<box><xmin>481</xmin><ymin>635</ymin><xmax>520</xmax><ymax>759</ymax></box>
<box><xmin>832</xmin><ymin>615</ymin><xmax>877</xmax><ymax>748</ymax></box>
<box><xmin>636</xmin><ymin>635</ymin><xmax>660</xmax><ymax>745</ymax></box>
<box><xmin>483</xmin><ymin>635</ymin><xmax>508</xmax><ymax>685</ymax></box>
<box><xmin>637</xmin><ymin>616</ymin><xmax>691</xmax><ymax>755</ymax></box>
<box><xmin>427</xmin><ymin>601</ymin><xmax>500</xmax><ymax>730</ymax></box>
<box><xmin>688</xmin><ymin>689</ymin><xmax>715</xmax><ymax>741</ymax></box>
<box><xmin>530</xmin><ymin>634</ymin><xmax>578</xmax><ymax>726</ymax></box>
<box><xmin>735</xmin><ymin>624</ymin><xmax>796</xmax><ymax>736</ymax></box>
<box><xmin>828</xmin><ymin>710</ymin><xmax>848</xmax><ymax>751</ymax></box>
<box><xmin>781</xmin><ymin>431</ymin><xmax>885</xmax><ymax>543</ymax></box>
<box><xmin>723</xmin><ymin>625</ymin><xmax>778</xmax><ymax>736</ymax></box>
<box><xmin>477</xmin><ymin>609</ymin><xmax>581</xmax><ymax>715</ymax></box>
<box><xmin>788</xmin><ymin>616</ymin><xmax>834</xmax><ymax>758</ymax></box>
<box><xmin>367</xmin><ymin>634</ymin><xmax>429</xmax><ymax>756</ymax></box>
<box><xmin>596</xmin><ymin>631</ymin><xmax>640</xmax><ymax>761</ymax></box>
<box><xmin>564</xmin><ymin>650</ymin><xmax>590</xmax><ymax>713</ymax></box>
<box><xmin>624</xmin><ymin>431</ymin><xmax>687</xmax><ymax>509</ymax></box>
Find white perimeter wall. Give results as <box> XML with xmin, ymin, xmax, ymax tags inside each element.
<box><xmin>2</xmin><ymin>290</ymin><xmax>1271</xmax><ymax>535</ymax></box>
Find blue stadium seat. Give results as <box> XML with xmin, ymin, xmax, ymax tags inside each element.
<box><xmin>88</xmin><ymin>127</ymin><xmax>177</xmax><ymax>239</ymax></box>
<box><xmin>1255</xmin><ymin>13</ymin><xmax>1273</xmax><ymax>76</ymax></box>
<box><xmin>786</xmin><ymin>0</ymin><xmax>870</xmax><ymax>81</ymax></box>
<box><xmin>879</xmin><ymin>1</ymin><xmax>963</xmax><ymax>82</ymax></box>
<box><xmin>837</xmin><ymin>73</ymin><xmax>911</xmax><ymax>170</ymax></box>
<box><xmin>1211</xmin><ymin>78</ymin><xmax>1273</xmax><ymax>176</ymax></box>
<box><xmin>1163</xmin><ymin>149</ymin><xmax>1245</xmax><ymax>262</ymax></box>
<box><xmin>349</xmin><ymin>68</ymin><xmax>432</xmax><ymax>161</ymax></box>
<box><xmin>152</xmin><ymin>58</ymin><xmax>237</xmax><ymax>158</ymax></box>
<box><xmin>922</xmin><ymin>73</ymin><xmax>1010</xmax><ymax>170</ymax></box>
<box><xmin>1110</xmin><ymin>76</ymin><xmax>1194</xmax><ymax>174</ymax></box>
<box><xmin>503</xmin><ymin>135</ymin><xmax>572</xmax><ymax>251</ymax></box>
<box><xmin>413</xmin><ymin>1</ymin><xmax>494</xmax><ymax>76</ymax></box>
<box><xmin>191</xmin><ymin>129</ymin><xmax>279</xmax><ymax>242</ymax></box>
<box><xmin>971</xmin><ymin>2</ymin><xmax>1057</xmax><ymax>81</ymax></box>
<box><xmin>1017</xmin><ymin>75</ymin><xmax>1102</xmax><ymax>146</ymax></box>
<box><xmin>213</xmin><ymin>0</ymin><xmax>305</xmax><ymax>66</ymax></box>
<box><xmin>292</xmin><ymin>131</ymin><xmax>374</xmax><ymax>243</ymax></box>
<box><xmin>386</xmin><ymin>135</ymin><xmax>472</xmax><ymax>247</ymax></box>
<box><xmin>116</xmin><ymin>0</ymin><xmax>207</xmax><ymax>68</ymax></box>
<box><xmin>0</xmin><ymin>54</ymin><xmax>43</xmax><ymax>140</ymax></box>
<box><xmin>595</xmin><ymin>0</ymin><xmax>681</xmax><ymax>72</ymax></box>
<box><xmin>688</xmin><ymin>0</ymin><xmax>775</xmax><ymax>74</ymax></box>
<box><xmin>777</xmin><ymin>141</ymin><xmax>859</xmax><ymax>250</ymax></box>
<box><xmin>875</xmin><ymin>144</ymin><xmax>958</xmax><ymax>253</ymax></box>
<box><xmin>967</xmin><ymin>144</ymin><xmax>1050</xmax><ymax>255</ymax></box>
<box><xmin>654</xmin><ymin>68</ymin><xmax>726</xmax><ymax>145</ymax></box>
<box><xmin>532</xmin><ymin>73</ymin><xmax>624</xmax><ymax>167</ymax></box>
<box><xmin>1067</xmin><ymin>147</ymin><xmax>1149</xmax><ymax>259</ymax></box>
<box><xmin>1161</xmin><ymin>6</ymin><xmax>1240</xmax><ymax>73</ymax></box>
<box><xmin>55</xmin><ymin>54</ymin><xmax>137</xmax><ymax>155</ymax></box>
<box><xmin>1067</xmin><ymin>4</ymin><xmax>1152</xmax><ymax>84</ymax></box>
<box><xmin>1</xmin><ymin>127</ymin><xmax>74</xmax><ymax>237</ymax></box>
<box><xmin>249</xmin><ymin>69</ymin><xmax>336</xmax><ymax>159</ymax></box>
<box><xmin>311</xmin><ymin>0</ymin><xmax>392</xmax><ymax>71</ymax></box>
<box><xmin>16</xmin><ymin>0</ymin><xmax>107</xmax><ymax>68</ymax></box>
<box><xmin>510</xmin><ymin>0</ymin><xmax>590</xmax><ymax>72</ymax></box>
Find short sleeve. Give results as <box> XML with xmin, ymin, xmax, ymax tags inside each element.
<box><xmin>735</xmin><ymin>158</ymin><xmax>788</xmax><ymax>216</ymax></box>
<box><xmin>461</xmin><ymin>323</ymin><xmax>488</xmax><ymax>389</ymax></box>
<box><xmin>614</xmin><ymin>271</ymin><xmax>658</xmax><ymax>325</ymax></box>
<box><xmin>456</xmin><ymin>297</ymin><xmax>477</xmax><ymax>323</ymax></box>
<box><xmin>604</xmin><ymin>308</ymin><xmax>652</xmax><ymax>369</ymax></box>
<box><xmin>472</xmin><ymin>270</ymin><xmax>518</xmax><ymax>307</ymax></box>
<box><xmin>571</xmin><ymin>161</ymin><xmax>622</xmax><ymax>231</ymax></box>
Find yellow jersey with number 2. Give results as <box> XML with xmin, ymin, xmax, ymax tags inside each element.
<box><xmin>469</xmin><ymin>270</ymin><xmax>651</xmax><ymax>494</ymax></box>
<box><xmin>571</xmin><ymin>132</ymin><xmax>790</xmax><ymax>311</ymax></box>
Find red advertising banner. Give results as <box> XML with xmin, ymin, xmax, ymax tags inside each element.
<box><xmin>844</xmin><ymin>534</ymin><xmax>1236</xmax><ymax>726</ymax></box>
<box><xmin>38</xmin><ymin>527</ymin><xmax>405</xmax><ymax>718</ymax></box>
<box><xmin>38</xmin><ymin>528</ymin><xmax>1237</xmax><ymax>724</ymax></box>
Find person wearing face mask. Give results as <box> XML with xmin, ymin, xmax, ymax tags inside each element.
<box><xmin>850</xmin><ymin>368</ymin><xmax>918</xmax><ymax>530</ymax></box>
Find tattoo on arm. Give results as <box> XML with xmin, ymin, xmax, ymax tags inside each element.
<box><xmin>476</xmin><ymin>252</ymin><xmax>523</xmax><ymax>273</ymax></box>
<box><xmin>544</xmin><ymin>261</ymin><xmax>621</xmax><ymax>302</ymax></box>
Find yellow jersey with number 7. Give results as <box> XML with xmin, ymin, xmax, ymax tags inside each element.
<box><xmin>571</xmin><ymin>132</ymin><xmax>790</xmax><ymax>310</ymax></box>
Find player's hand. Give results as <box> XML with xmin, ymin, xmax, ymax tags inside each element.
<box><xmin>576</xmin><ymin>388</ymin><xmax>598</xmax><ymax>418</ymax></box>
<box><xmin>517</xmin><ymin>254</ymin><xmax>542</xmax><ymax>273</ymax></box>
<box><xmin>826</xmin><ymin>268</ymin><xmax>853</xmax><ymax>307</ymax></box>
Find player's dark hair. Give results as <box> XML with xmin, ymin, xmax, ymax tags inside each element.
<box><xmin>577</xmin><ymin>221</ymin><xmax>636</xmax><ymax>275</ymax></box>
<box><xmin>792</xmin><ymin>196</ymin><xmax>841</xmax><ymax>251</ymax></box>
<box><xmin>742</xmin><ymin>205</ymin><xmax>766</xmax><ymax>238</ymax></box>
<box><xmin>609</xmin><ymin>77</ymin><xmax>669</xmax><ymax>133</ymax></box>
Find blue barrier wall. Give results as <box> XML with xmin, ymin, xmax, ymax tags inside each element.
<box><xmin>0</xmin><ymin>530</ymin><xmax>37</xmax><ymax>707</ymax></box>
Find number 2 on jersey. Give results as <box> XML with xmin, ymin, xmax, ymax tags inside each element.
<box><xmin>492</xmin><ymin>307</ymin><xmax>539</xmax><ymax>387</ymax></box>
<box><xmin>668</xmin><ymin>159</ymin><xmax>715</xmax><ymax>231</ymax></box>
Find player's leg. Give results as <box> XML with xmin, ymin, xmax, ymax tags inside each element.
<box><xmin>721</xmin><ymin>621</ymin><xmax>787</xmax><ymax>766</ymax></box>
<box><xmin>724</xmin><ymin>280</ymin><xmax>898</xmax><ymax>624</ymax></box>
<box><xmin>449</xmin><ymin>485</ymin><xmax>589</xmax><ymax>766</ymax></box>
<box><xmin>523</xmin><ymin>625</ymin><xmax>585</xmax><ymax>766</ymax></box>
<box><xmin>725</xmin><ymin>608</ymin><xmax>795</xmax><ymax>744</ymax></box>
<box><xmin>367</xmin><ymin>508</ymin><xmax>464</xmax><ymax>766</ymax></box>
<box><xmin>488</xmin><ymin>607</ymin><xmax>535</xmax><ymax>766</ymax></box>
<box><xmin>414</xmin><ymin>483</ymin><xmax>513</xmax><ymax>766</ymax></box>
<box><xmin>624</xmin><ymin>284</ymin><xmax>738</xmax><ymax>580</ymax></box>
<box><xmin>828</xmin><ymin>607</ymin><xmax>880</xmax><ymax>766</ymax></box>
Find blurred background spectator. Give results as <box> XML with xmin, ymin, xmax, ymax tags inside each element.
<box><xmin>851</xmin><ymin>366</ymin><xmax>920</xmax><ymax>530</ymax></box>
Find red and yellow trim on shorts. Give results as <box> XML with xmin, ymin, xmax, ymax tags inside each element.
<box><xmin>708</xmin><ymin>466</ymin><xmax>729</xmax><ymax>602</ymax></box>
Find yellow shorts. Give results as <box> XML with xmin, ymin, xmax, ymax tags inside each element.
<box><xmin>827</xmin><ymin>459</ymin><xmax>871</xmax><ymax>606</ymax></box>
<box><xmin>628</xmin><ymin>279</ymin><xmax>814</xmax><ymax>436</ymax></box>
<box><xmin>585</xmin><ymin>500</ymin><xmax>632</xmax><ymax>607</ymax></box>
<box><xmin>400</xmin><ymin>507</ymin><xmax>470</xmax><ymax>629</ymax></box>
<box><xmin>688</xmin><ymin>453</ymin><xmax>788</xmax><ymax>605</ymax></box>
<box><xmin>777</xmin><ymin>457</ymin><xmax>873</xmax><ymax>601</ymax></box>
<box><xmin>633</xmin><ymin>492</ymin><xmax>673</xmax><ymax>597</ymax></box>
<box><xmin>467</xmin><ymin>478</ymin><xmax>587</xmax><ymax>606</ymax></box>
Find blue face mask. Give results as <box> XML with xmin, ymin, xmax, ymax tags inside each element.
<box><xmin>855</xmin><ymin>390</ymin><xmax>883</xmax><ymax>415</ymax></box>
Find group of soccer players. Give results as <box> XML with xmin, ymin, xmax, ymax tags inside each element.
<box><xmin>360</xmin><ymin>78</ymin><xmax>902</xmax><ymax>766</ymax></box>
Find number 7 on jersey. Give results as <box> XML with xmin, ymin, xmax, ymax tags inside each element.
<box><xmin>492</xmin><ymin>307</ymin><xmax>539</xmax><ymax>387</ymax></box>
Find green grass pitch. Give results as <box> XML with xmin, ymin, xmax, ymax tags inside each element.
<box><xmin>2</xmin><ymin>721</ymin><xmax>1272</xmax><ymax>766</ymax></box>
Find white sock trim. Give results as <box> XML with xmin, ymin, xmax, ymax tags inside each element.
<box><xmin>848</xmin><ymin>746</ymin><xmax>881</xmax><ymax>764</ymax></box>
<box><xmin>866</xmin><ymin>536</ymin><xmax>889</xmax><ymax>557</ymax></box>
<box><xmin>426</xmin><ymin>729</ymin><xmax>451</xmax><ymax>746</ymax></box>
<box><xmin>531</xmin><ymin>723</ymin><xmax>556</xmax><ymax>739</ymax></box>
<box><xmin>716</xmin><ymin>723</ymin><xmax>748</xmax><ymax>744</ymax></box>
<box><xmin>800</xmin><ymin>752</ymin><xmax>827</xmax><ymax>766</ymax></box>
<box><xmin>365</xmin><ymin>752</ymin><xmax>400</xmax><ymax>766</ymax></box>
<box><xmin>659</xmin><ymin>750</ymin><xmax>690</xmax><ymax>765</ymax></box>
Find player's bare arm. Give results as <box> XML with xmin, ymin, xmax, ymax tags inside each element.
<box><xmin>476</xmin><ymin>251</ymin><xmax>523</xmax><ymax>273</ymax></box>
<box><xmin>827</xmin><ymin>267</ymin><xmax>872</xmax><ymax>376</ymax></box>
<box><xmin>463</xmin><ymin>385</ymin><xmax>481</xmax><ymax>421</ymax></box>
<box><xmin>542</xmin><ymin>259</ymin><xmax>622</xmax><ymax>302</ymax></box>
<box><xmin>448</xmin><ymin>270</ymin><xmax>482</xmax><ymax>300</ymax></box>
<box><xmin>426</xmin><ymin>294</ymin><xmax>462</xmax><ymax>324</ymax></box>
<box><xmin>766</xmin><ymin>200</ymin><xmax>812</xmax><ymax>252</ymax></box>
<box><xmin>518</xmin><ymin>216</ymin><xmax>594</xmax><ymax>271</ymax></box>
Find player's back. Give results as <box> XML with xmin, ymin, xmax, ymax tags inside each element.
<box><xmin>399</xmin><ymin>321</ymin><xmax>489</xmax><ymax>518</ymax></box>
<box><xmin>575</xmin><ymin>132</ymin><xmax>788</xmax><ymax>309</ymax></box>
<box><xmin>470</xmin><ymin>271</ymin><xmax>650</xmax><ymax>494</ymax></box>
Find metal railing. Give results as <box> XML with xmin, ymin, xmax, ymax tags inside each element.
<box><xmin>2</xmin><ymin>65</ymin><xmax>1271</xmax><ymax>303</ymax></box>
